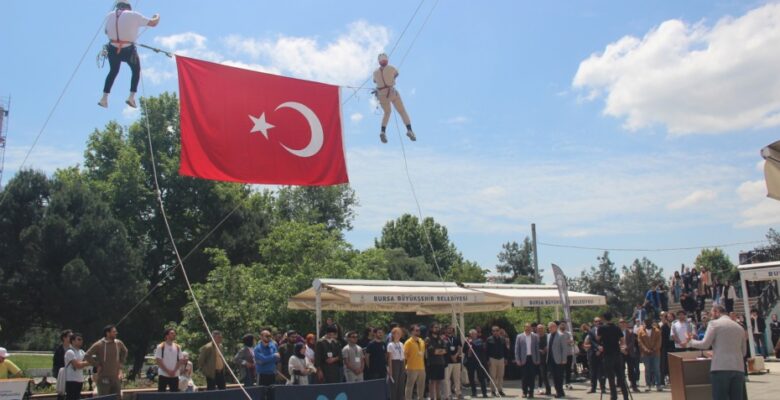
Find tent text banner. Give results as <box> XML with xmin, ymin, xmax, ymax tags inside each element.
<box><xmin>349</xmin><ymin>293</ymin><xmax>484</xmax><ymax>304</ymax></box>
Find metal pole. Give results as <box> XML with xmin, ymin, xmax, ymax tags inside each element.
<box><xmin>532</xmin><ymin>223</ymin><xmax>541</xmax><ymax>322</ymax></box>
<box><xmin>315</xmin><ymin>281</ymin><xmax>322</xmax><ymax>339</ymax></box>
<box><xmin>740</xmin><ymin>276</ymin><xmax>756</xmax><ymax>359</ymax></box>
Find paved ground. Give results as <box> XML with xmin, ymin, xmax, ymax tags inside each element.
<box><xmin>461</xmin><ymin>364</ymin><xmax>777</xmax><ymax>399</ymax></box>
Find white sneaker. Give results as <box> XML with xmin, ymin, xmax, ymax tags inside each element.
<box><xmin>406</xmin><ymin>130</ymin><xmax>416</xmax><ymax>141</ymax></box>
<box><xmin>98</xmin><ymin>97</ymin><xmax>108</xmax><ymax>108</ymax></box>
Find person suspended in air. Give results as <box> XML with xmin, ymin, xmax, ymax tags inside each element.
<box><xmin>98</xmin><ymin>1</ymin><xmax>160</xmax><ymax>109</ymax></box>
<box><xmin>373</xmin><ymin>53</ymin><xmax>415</xmax><ymax>143</ymax></box>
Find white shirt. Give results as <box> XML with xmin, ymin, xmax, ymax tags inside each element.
<box><xmin>671</xmin><ymin>320</ymin><xmax>692</xmax><ymax>349</ymax></box>
<box><xmin>645</xmin><ymin>328</ymin><xmax>652</xmax><ymax>338</ymax></box>
<box><xmin>154</xmin><ymin>342</ymin><xmax>184</xmax><ymax>377</ymax></box>
<box><xmin>387</xmin><ymin>341</ymin><xmax>405</xmax><ymax>361</ymax></box>
<box><xmin>525</xmin><ymin>334</ymin><xmax>532</xmax><ymax>356</ymax></box>
<box><xmin>63</xmin><ymin>347</ymin><xmax>85</xmax><ymax>383</ymax></box>
<box><xmin>104</xmin><ymin>10</ymin><xmax>150</xmax><ymax>46</ymax></box>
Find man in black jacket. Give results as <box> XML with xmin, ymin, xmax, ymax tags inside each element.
<box><xmin>750</xmin><ymin>310</ymin><xmax>768</xmax><ymax>357</ymax></box>
<box><xmin>598</xmin><ymin>312</ymin><xmax>630</xmax><ymax>400</ymax></box>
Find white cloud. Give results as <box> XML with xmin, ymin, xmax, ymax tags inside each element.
<box><xmin>3</xmin><ymin>145</ymin><xmax>82</xmax><ymax>177</ymax></box>
<box><xmin>444</xmin><ymin>116</ymin><xmax>470</xmax><ymax>125</ymax></box>
<box><xmin>667</xmin><ymin>189</ymin><xmax>717</xmax><ymax>210</ymax></box>
<box><xmin>224</xmin><ymin>21</ymin><xmax>390</xmax><ymax>86</ymax></box>
<box><xmin>573</xmin><ymin>3</ymin><xmax>780</xmax><ymax>135</ymax></box>
<box><xmin>350</xmin><ymin>113</ymin><xmax>364</xmax><ymax>123</ymax></box>
<box><xmin>736</xmin><ymin>179</ymin><xmax>780</xmax><ymax>226</ymax></box>
<box><xmin>122</xmin><ymin>105</ymin><xmax>140</xmax><ymax>120</ymax></box>
<box><xmin>345</xmin><ymin>146</ymin><xmax>748</xmax><ymax>238</ymax></box>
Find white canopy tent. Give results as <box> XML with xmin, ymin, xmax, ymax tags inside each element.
<box><xmin>288</xmin><ymin>279</ymin><xmax>607</xmax><ymax>337</ymax></box>
<box><xmin>738</xmin><ymin>261</ymin><xmax>780</xmax><ymax>358</ymax></box>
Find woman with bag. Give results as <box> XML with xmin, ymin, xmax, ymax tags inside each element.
<box><xmin>288</xmin><ymin>343</ymin><xmax>316</xmax><ymax>385</ymax></box>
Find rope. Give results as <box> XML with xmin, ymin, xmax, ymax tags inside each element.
<box><xmin>138</xmin><ymin>76</ymin><xmax>252</xmax><ymax>400</ymax></box>
<box><xmin>0</xmin><ymin>20</ymin><xmax>104</xmax><ymax>203</ymax></box>
<box><xmin>341</xmin><ymin>0</ymin><xmax>427</xmax><ymax>106</ymax></box>
<box><xmin>538</xmin><ymin>240</ymin><xmax>767</xmax><ymax>253</ymax></box>
<box><xmin>397</xmin><ymin>0</ymin><xmax>440</xmax><ymax>69</ymax></box>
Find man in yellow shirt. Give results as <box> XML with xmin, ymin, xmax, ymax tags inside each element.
<box><xmin>404</xmin><ymin>325</ymin><xmax>426</xmax><ymax>400</ymax></box>
<box><xmin>0</xmin><ymin>348</ymin><xmax>23</xmax><ymax>379</ymax></box>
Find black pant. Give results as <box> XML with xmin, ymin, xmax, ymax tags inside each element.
<box><xmin>624</xmin><ymin>355</ymin><xmax>639</xmax><ymax>387</ymax></box>
<box><xmin>521</xmin><ymin>356</ymin><xmax>537</xmax><ymax>395</ymax></box>
<box><xmin>538</xmin><ymin>360</ymin><xmax>550</xmax><ymax>393</ymax></box>
<box><xmin>603</xmin><ymin>353</ymin><xmax>629</xmax><ymax>400</ymax></box>
<box><xmin>206</xmin><ymin>370</ymin><xmax>226</xmax><ymax>390</ymax></box>
<box><xmin>466</xmin><ymin>363</ymin><xmax>487</xmax><ymax>397</ymax></box>
<box><xmin>588</xmin><ymin>353</ymin><xmax>606</xmax><ymax>392</ymax></box>
<box><xmin>565</xmin><ymin>355</ymin><xmax>573</xmax><ymax>384</ymax></box>
<box><xmin>65</xmin><ymin>381</ymin><xmax>83</xmax><ymax>400</ymax></box>
<box><xmin>725</xmin><ymin>298</ymin><xmax>735</xmax><ymax>313</ymax></box>
<box><xmin>550</xmin><ymin>362</ymin><xmax>565</xmax><ymax>397</ymax></box>
<box><xmin>103</xmin><ymin>44</ymin><xmax>141</xmax><ymax>93</ymax></box>
<box><xmin>258</xmin><ymin>373</ymin><xmax>275</xmax><ymax>386</ymax></box>
<box><xmin>157</xmin><ymin>375</ymin><xmax>179</xmax><ymax>392</ymax></box>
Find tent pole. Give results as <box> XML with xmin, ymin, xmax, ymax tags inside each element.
<box><xmin>315</xmin><ymin>282</ymin><xmax>322</xmax><ymax>339</ymax></box>
<box><xmin>740</xmin><ymin>275</ymin><xmax>755</xmax><ymax>359</ymax></box>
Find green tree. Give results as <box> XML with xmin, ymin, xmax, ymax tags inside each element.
<box><xmin>695</xmin><ymin>248</ymin><xmax>737</xmax><ymax>283</ymax></box>
<box><xmin>446</xmin><ymin>260</ymin><xmax>488</xmax><ymax>283</ymax></box>
<box><xmin>375</xmin><ymin>214</ymin><xmax>463</xmax><ymax>276</ymax></box>
<box><xmin>495</xmin><ymin>238</ymin><xmax>536</xmax><ymax>283</ymax></box>
<box><xmin>577</xmin><ymin>252</ymin><xmax>625</xmax><ymax>313</ymax></box>
<box><xmin>274</xmin><ymin>186</ymin><xmax>358</xmax><ymax>232</ymax></box>
<box><xmin>619</xmin><ymin>258</ymin><xmax>665</xmax><ymax>316</ymax></box>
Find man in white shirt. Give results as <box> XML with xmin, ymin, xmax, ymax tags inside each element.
<box><xmin>99</xmin><ymin>1</ymin><xmax>160</xmax><ymax>108</ymax></box>
<box><xmin>686</xmin><ymin>305</ymin><xmax>747</xmax><ymax>400</ymax></box>
<box><xmin>154</xmin><ymin>328</ymin><xmax>185</xmax><ymax>392</ymax></box>
<box><xmin>64</xmin><ymin>333</ymin><xmax>89</xmax><ymax>400</ymax></box>
<box><xmin>670</xmin><ymin>311</ymin><xmax>693</xmax><ymax>351</ymax></box>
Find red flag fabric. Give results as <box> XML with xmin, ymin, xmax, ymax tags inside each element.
<box><xmin>176</xmin><ymin>56</ymin><xmax>349</xmax><ymax>186</ymax></box>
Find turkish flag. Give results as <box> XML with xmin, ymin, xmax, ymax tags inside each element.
<box><xmin>176</xmin><ymin>56</ymin><xmax>349</xmax><ymax>186</ymax></box>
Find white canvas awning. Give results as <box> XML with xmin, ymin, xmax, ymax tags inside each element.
<box><xmin>762</xmin><ymin>140</ymin><xmax>780</xmax><ymax>201</ymax></box>
<box><xmin>289</xmin><ymin>279</ymin><xmax>607</xmax><ymax>337</ymax></box>
<box><xmin>463</xmin><ymin>283</ymin><xmax>607</xmax><ymax>307</ymax></box>
<box><xmin>738</xmin><ymin>261</ymin><xmax>780</xmax><ymax>359</ymax></box>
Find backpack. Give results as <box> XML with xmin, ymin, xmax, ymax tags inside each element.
<box><xmin>55</xmin><ymin>368</ymin><xmax>66</xmax><ymax>394</ymax></box>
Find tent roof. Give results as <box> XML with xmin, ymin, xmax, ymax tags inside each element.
<box><xmin>287</xmin><ymin>279</ymin><xmax>606</xmax><ymax>314</ymax></box>
<box><xmin>738</xmin><ymin>261</ymin><xmax>780</xmax><ymax>282</ymax></box>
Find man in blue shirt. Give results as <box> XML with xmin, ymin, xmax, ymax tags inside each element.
<box><xmin>254</xmin><ymin>329</ymin><xmax>279</xmax><ymax>386</ymax></box>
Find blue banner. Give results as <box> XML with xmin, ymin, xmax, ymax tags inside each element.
<box><xmin>273</xmin><ymin>379</ymin><xmax>387</xmax><ymax>400</ymax></box>
<box><xmin>135</xmin><ymin>386</ymin><xmax>267</xmax><ymax>400</ymax></box>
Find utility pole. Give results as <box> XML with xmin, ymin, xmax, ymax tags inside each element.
<box><xmin>532</xmin><ymin>223</ymin><xmax>541</xmax><ymax>322</ymax></box>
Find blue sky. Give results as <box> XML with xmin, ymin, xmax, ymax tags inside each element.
<box><xmin>3</xmin><ymin>0</ymin><xmax>780</xmax><ymax>282</ymax></box>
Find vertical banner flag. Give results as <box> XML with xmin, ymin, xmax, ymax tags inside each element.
<box><xmin>176</xmin><ymin>56</ymin><xmax>349</xmax><ymax>186</ymax></box>
<box><xmin>551</xmin><ymin>264</ymin><xmax>573</xmax><ymax>336</ymax></box>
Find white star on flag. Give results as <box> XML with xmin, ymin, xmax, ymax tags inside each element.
<box><xmin>249</xmin><ymin>113</ymin><xmax>275</xmax><ymax>138</ymax></box>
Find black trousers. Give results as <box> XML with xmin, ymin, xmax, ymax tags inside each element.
<box><xmin>550</xmin><ymin>362</ymin><xmax>565</xmax><ymax>397</ymax></box>
<box><xmin>725</xmin><ymin>299</ymin><xmax>735</xmax><ymax>313</ymax></box>
<box><xmin>65</xmin><ymin>381</ymin><xmax>83</xmax><ymax>400</ymax></box>
<box><xmin>258</xmin><ymin>374</ymin><xmax>275</xmax><ymax>386</ymax></box>
<box><xmin>565</xmin><ymin>355</ymin><xmax>573</xmax><ymax>384</ymax></box>
<box><xmin>158</xmin><ymin>375</ymin><xmax>179</xmax><ymax>392</ymax></box>
<box><xmin>206</xmin><ymin>370</ymin><xmax>226</xmax><ymax>390</ymax></box>
<box><xmin>103</xmin><ymin>44</ymin><xmax>141</xmax><ymax>93</ymax></box>
<box><xmin>521</xmin><ymin>356</ymin><xmax>537</xmax><ymax>395</ymax></box>
<box><xmin>603</xmin><ymin>353</ymin><xmax>629</xmax><ymax>400</ymax></box>
<box><xmin>538</xmin><ymin>360</ymin><xmax>550</xmax><ymax>393</ymax></box>
<box><xmin>466</xmin><ymin>363</ymin><xmax>487</xmax><ymax>397</ymax></box>
<box><xmin>624</xmin><ymin>355</ymin><xmax>639</xmax><ymax>386</ymax></box>
<box><xmin>588</xmin><ymin>353</ymin><xmax>606</xmax><ymax>391</ymax></box>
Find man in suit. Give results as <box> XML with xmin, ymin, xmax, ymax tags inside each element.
<box><xmin>620</xmin><ymin>319</ymin><xmax>641</xmax><ymax>392</ymax></box>
<box><xmin>515</xmin><ymin>323</ymin><xmax>540</xmax><ymax>398</ymax></box>
<box><xmin>536</xmin><ymin>324</ymin><xmax>550</xmax><ymax>395</ymax></box>
<box><xmin>686</xmin><ymin>304</ymin><xmax>747</xmax><ymax>400</ymax></box>
<box><xmin>547</xmin><ymin>321</ymin><xmax>568</xmax><ymax>398</ymax></box>
<box><xmin>584</xmin><ymin>317</ymin><xmax>606</xmax><ymax>394</ymax></box>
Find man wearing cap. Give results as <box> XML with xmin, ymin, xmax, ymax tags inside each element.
<box><xmin>98</xmin><ymin>1</ymin><xmax>160</xmax><ymax>108</ymax></box>
<box><xmin>373</xmin><ymin>53</ymin><xmax>415</xmax><ymax>143</ymax></box>
<box><xmin>0</xmin><ymin>348</ymin><xmax>22</xmax><ymax>379</ymax></box>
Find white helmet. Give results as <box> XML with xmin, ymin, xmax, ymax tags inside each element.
<box><xmin>378</xmin><ymin>53</ymin><xmax>389</xmax><ymax>62</ymax></box>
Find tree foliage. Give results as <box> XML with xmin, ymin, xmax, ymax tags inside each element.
<box><xmin>576</xmin><ymin>252</ymin><xmax>624</xmax><ymax>313</ymax></box>
<box><xmin>619</xmin><ymin>258</ymin><xmax>665</xmax><ymax>314</ymax></box>
<box><xmin>495</xmin><ymin>238</ymin><xmax>536</xmax><ymax>283</ymax></box>
<box><xmin>375</xmin><ymin>214</ymin><xmax>464</xmax><ymax>277</ymax></box>
<box><xmin>694</xmin><ymin>248</ymin><xmax>737</xmax><ymax>283</ymax></box>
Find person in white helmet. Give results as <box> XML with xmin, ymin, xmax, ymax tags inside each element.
<box><xmin>98</xmin><ymin>1</ymin><xmax>160</xmax><ymax>109</ymax></box>
<box><xmin>373</xmin><ymin>53</ymin><xmax>415</xmax><ymax>143</ymax></box>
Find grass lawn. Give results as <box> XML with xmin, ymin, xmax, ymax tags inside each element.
<box><xmin>10</xmin><ymin>354</ymin><xmax>52</xmax><ymax>373</ymax></box>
